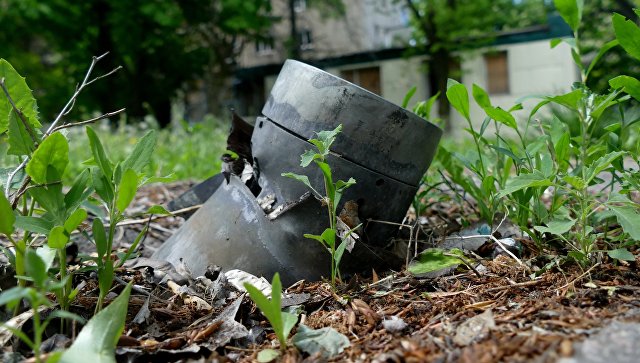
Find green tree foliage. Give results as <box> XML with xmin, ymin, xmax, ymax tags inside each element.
<box><xmin>581</xmin><ymin>0</ymin><xmax>640</xmax><ymax>93</ymax></box>
<box><xmin>0</xmin><ymin>0</ymin><xmax>272</xmax><ymax>127</ymax></box>
<box><xmin>402</xmin><ymin>0</ymin><xmax>549</xmax><ymax>129</ymax></box>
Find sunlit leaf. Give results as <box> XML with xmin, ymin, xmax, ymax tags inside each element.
<box><xmin>613</xmin><ymin>13</ymin><xmax>640</xmax><ymax>62</ymax></box>
<box><xmin>534</xmin><ymin>218</ymin><xmax>576</xmax><ymax>236</ymax></box>
<box><xmin>607</xmin><ymin>248</ymin><xmax>635</xmax><ymax>261</ymax></box>
<box><xmin>26</xmin><ymin>132</ymin><xmax>69</xmax><ymax>184</ymax></box>
<box><xmin>554</xmin><ymin>0</ymin><xmax>583</xmax><ymax>32</ymax></box>
<box><xmin>86</xmin><ymin>126</ymin><xmax>113</xmax><ymax>181</ymax></box>
<box><xmin>0</xmin><ymin>59</ymin><xmax>40</xmax><ymax>134</ymax></box>
<box><xmin>116</xmin><ymin>169</ymin><xmax>138</xmax><ymax>213</ymax></box>
<box><xmin>48</xmin><ymin>225</ymin><xmax>69</xmax><ymax>249</ymax></box>
<box><xmin>0</xmin><ymin>190</ymin><xmax>14</xmax><ymax>235</ymax></box>
<box><xmin>408</xmin><ymin>248</ymin><xmax>465</xmax><ymax>276</ymax></box>
<box><xmin>497</xmin><ymin>171</ymin><xmax>552</xmax><ymax>197</ymax></box>
<box><xmin>60</xmin><ymin>284</ymin><xmax>132</xmax><ymax>363</ymax></box>
<box><xmin>121</xmin><ymin>130</ymin><xmax>157</xmax><ymax>174</ymax></box>
<box><xmin>446</xmin><ymin>80</ymin><xmax>470</xmax><ymax>121</ymax></box>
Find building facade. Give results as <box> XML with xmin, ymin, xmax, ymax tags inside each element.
<box><xmin>231</xmin><ymin>0</ymin><xmax>579</xmax><ymax>134</ymax></box>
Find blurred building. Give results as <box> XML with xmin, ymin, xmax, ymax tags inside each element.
<box><xmin>232</xmin><ymin>0</ymin><xmax>579</xmax><ymax>132</ymax></box>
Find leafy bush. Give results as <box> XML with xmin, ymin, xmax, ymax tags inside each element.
<box><xmin>414</xmin><ymin>0</ymin><xmax>640</xmax><ymax>263</ymax></box>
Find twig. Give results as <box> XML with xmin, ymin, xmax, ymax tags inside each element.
<box><xmin>4</xmin><ymin>52</ymin><xmax>120</xmax><ymax>199</ymax></box>
<box><xmin>84</xmin><ymin>66</ymin><xmax>123</xmax><ymax>87</ymax></box>
<box><xmin>51</xmin><ymin>108</ymin><xmax>126</xmax><ymax>132</ymax></box>
<box><xmin>483</xmin><ymin>279</ymin><xmax>542</xmax><ymax>293</ymax></box>
<box><xmin>367</xmin><ymin>218</ymin><xmax>415</xmax><ymax>266</ymax></box>
<box><xmin>0</xmin><ymin>78</ymin><xmax>39</xmax><ymax>145</ymax></box>
<box><xmin>555</xmin><ymin>262</ymin><xmax>600</xmax><ymax>292</ymax></box>
<box><xmin>453</xmin><ymin>234</ymin><xmax>525</xmax><ymax>267</ymax></box>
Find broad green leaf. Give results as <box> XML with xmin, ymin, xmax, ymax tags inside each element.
<box><xmin>485</xmin><ymin>106</ymin><xmax>517</xmax><ymax>129</ymax></box>
<box><xmin>60</xmin><ymin>284</ymin><xmax>132</xmax><ymax>363</ymax></box>
<box><xmin>146</xmin><ymin>205</ymin><xmax>171</xmax><ymax>215</ymax></box>
<box><xmin>29</xmin><ymin>184</ymin><xmax>66</xmax><ymax>223</ymax></box>
<box><xmin>334</xmin><ymin>238</ymin><xmax>349</xmax><ymax>268</ymax></box>
<box><xmin>26</xmin><ymin>132</ymin><xmax>69</xmax><ymax>184</ymax></box>
<box><xmin>608</xmin><ymin>248</ymin><xmax>635</xmax><ymax>261</ymax></box>
<box><xmin>64</xmin><ymin>208</ymin><xmax>87</xmax><ymax>234</ymax></box>
<box><xmin>86</xmin><ymin>126</ymin><xmax>113</xmax><ymax>181</ymax></box>
<box><xmin>534</xmin><ymin>218</ymin><xmax>576</xmax><ymax>236</ymax></box>
<box><xmin>315</xmin><ymin>124</ymin><xmax>342</xmax><ymax>154</ymax></box>
<box><xmin>92</xmin><ymin>168</ymin><xmax>114</xmax><ymax>203</ymax></box>
<box><xmin>113</xmin><ymin>163</ymin><xmax>122</xmax><ymax>186</ymax></box>
<box><xmin>64</xmin><ymin>169</ymin><xmax>92</xmax><ymax>212</ymax></box>
<box><xmin>300</xmin><ymin>150</ymin><xmax>321</xmax><ymax>167</ymax></box>
<box><xmin>609</xmin><ymin>203</ymin><xmax>640</xmax><ymax>240</ymax></box>
<box><xmin>0</xmin><ymin>191</ymin><xmax>14</xmax><ymax>235</ymax></box>
<box><xmin>25</xmin><ymin>249</ymin><xmax>47</xmax><ymax>290</ymax></box>
<box><xmin>244</xmin><ymin>273</ymin><xmax>296</xmax><ymax>349</ymax></box>
<box><xmin>563</xmin><ymin>175</ymin><xmax>586</xmax><ymax>189</ymax></box>
<box><xmin>413</xmin><ymin>91</ymin><xmax>440</xmax><ymax>120</ymax></box>
<box><xmin>609</xmin><ymin>75</ymin><xmax>640</xmax><ymax>102</ymax></box>
<box><xmin>116</xmin><ymin>169</ymin><xmax>138</xmax><ymax>213</ymax></box>
<box><xmin>335</xmin><ymin>178</ymin><xmax>356</xmax><ymax>191</ymax></box>
<box><xmin>0</xmin><ymin>286</ymin><xmax>31</xmax><ymax>308</ymax></box>
<box><xmin>554</xmin><ymin>0</ymin><xmax>583</xmax><ymax>32</ymax></box>
<box><xmin>549</xmin><ymin>89</ymin><xmax>583</xmax><ymax>110</ymax></box>
<box><xmin>402</xmin><ymin>86</ymin><xmax>417</xmax><ymax>108</ymax></box>
<box><xmin>257</xmin><ymin>349</ymin><xmax>280</xmax><ymax>363</ymax></box>
<box><xmin>7</xmin><ymin>110</ymin><xmax>38</xmax><ymax>156</ymax></box>
<box><xmin>121</xmin><ymin>130</ymin><xmax>157</xmax><ymax>173</ymax></box>
<box><xmin>36</xmin><ymin>245</ymin><xmax>57</xmax><ymax>272</ymax></box>
<box><xmin>497</xmin><ymin>171</ymin><xmax>552</xmax><ymax>197</ymax></box>
<box><xmin>321</xmin><ymin>228</ymin><xmax>336</xmax><ymax>249</ymax></box>
<box><xmin>14</xmin><ymin>215</ymin><xmax>53</xmax><ymax>235</ymax></box>
<box><xmin>613</xmin><ymin>13</ymin><xmax>640</xmax><ymax>62</ymax></box>
<box><xmin>586</xmin><ymin>40</ymin><xmax>619</xmax><ymax>80</ymax></box>
<box><xmin>93</xmin><ymin>218</ymin><xmax>108</xmax><ymax>259</ymax></box>
<box><xmin>292</xmin><ymin>324</ymin><xmax>350</xmax><ymax>359</ymax></box>
<box><xmin>489</xmin><ymin>145</ymin><xmax>523</xmax><ymax>166</ymax></box>
<box><xmin>48</xmin><ymin>226</ymin><xmax>69</xmax><ymax>249</ymax></box>
<box><xmin>98</xmin><ymin>262</ymin><xmax>114</xmax><ymax>301</ymax></box>
<box><xmin>303</xmin><ymin>233</ymin><xmax>324</xmax><ymax>246</ymax></box>
<box><xmin>555</xmin><ymin>131</ymin><xmax>571</xmax><ymax>169</ymax></box>
<box><xmin>0</xmin><ymin>59</ymin><xmax>40</xmax><ymax>134</ymax></box>
<box><xmin>446</xmin><ymin>80</ymin><xmax>470</xmax><ymax>121</ymax></box>
<box><xmin>316</xmin><ymin>161</ymin><xmax>335</xmax><ymax>202</ymax></box>
<box><xmin>408</xmin><ymin>248</ymin><xmax>465</xmax><ymax>276</ymax></box>
<box><xmin>584</xmin><ymin>151</ymin><xmax>625</xmax><ymax>184</ymax></box>
<box><xmin>472</xmin><ymin>84</ymin><xmax>491</xmax><ymax>109</ymax></box>
<box><xmin>281</xmin><ymin>172</ymin><xmax>315</xmax><ymax>194</ymax></box>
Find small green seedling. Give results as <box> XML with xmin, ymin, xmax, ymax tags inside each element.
<box><xmin>282</xmin><ymin>124</ymin><xmax>357</xmax><ymax>289</ymax></box>
<box><xmin>244</xmin><ymin>273</ymin><xmax>298</xmax><ymax>353</ymax></box>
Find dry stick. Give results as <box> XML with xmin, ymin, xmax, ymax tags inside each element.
<box><xmin>0</xmin><ymin>78</ymin><xmax>39</xmax><ymax>145</ymax></box>
<box><xmin>555</xmin><ymin>262</ymin><xmax>601</xmax><ymax>292</ymax></box>
<box><xmin>367</xmin><ymin>218</ymin><xmax>415</xmax><ymax>267</ymax></box>
<box><xmin>452</xmin><ymin>234</ymin><xmax>525</xmax><ymax>267</ymax></box>
<box><xmin>50</xmin><ymin>108</ymin><xmax>126</xmax><ymax>133</ymax></box>
<box><xmin>4</xmin><ymin>52</ymin><xmax>118</xmax><ymax>198</ymax></box>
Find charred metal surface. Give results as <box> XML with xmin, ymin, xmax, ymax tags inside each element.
<box><xmin>154</xmin><ymin>60</ymin><xmax>442</xmax><ymax>284</ymax></box>
<box><xmin>167</xmin><ymin>174</ymin><xmax>223</xmax><ymax>212</ymax></box>
<box><xmin>262</xmin><ymin>60</ymin><xmax>442</xmax><ymax>186</ymax></box>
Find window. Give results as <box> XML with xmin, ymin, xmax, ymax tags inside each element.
<box><xmin>297</xmin><ymin>29</ymin><xmax>313</xmax><ymax>49</ymax></box>
<box><xmin>485</xmin><ymin>51</ymin><xmax>509</xmax><ymax>94</ymax></box>
<box><xmin>293</xmin><ymin>0</ymin><xmax>306</xmax><ymax>12</ymax></box>
<box><xmin>255</xmin><ymin>37</ymin><xmax>274</xmax><ymax>54</ymax></box>
<box><xmin>341</xmin><ymin>66</ymin><xmax>381</xmax><ymax>95</ymax></box>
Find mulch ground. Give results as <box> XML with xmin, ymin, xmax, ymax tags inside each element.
<box><xmin>3</xmin><ymin>181</ymin><xmax>640</xmax><ymax>362</ymax></box>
